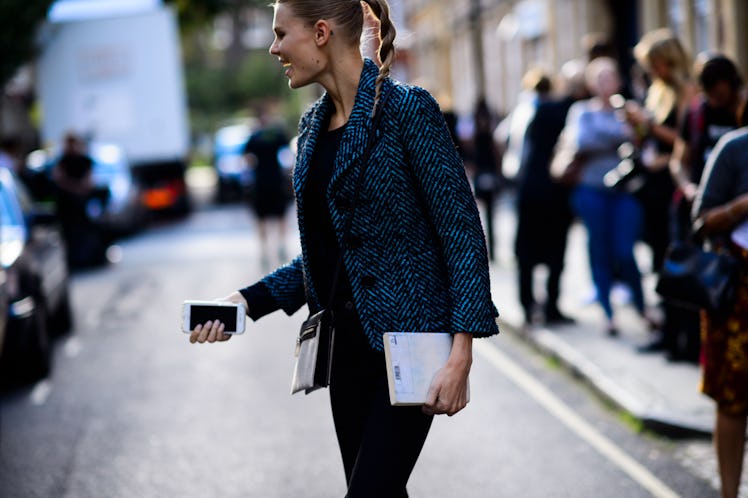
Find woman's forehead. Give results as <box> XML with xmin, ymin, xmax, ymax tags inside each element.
<box><xmin>272</xmin><ymin>3</ymin><xmax>298</xmax><ymax>26</ymax></box>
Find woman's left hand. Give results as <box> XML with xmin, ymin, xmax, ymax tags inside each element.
<box><xmin>423</xmin><ymin>333</ymin><xmax>472</xmax><ymax>416</ymax></box>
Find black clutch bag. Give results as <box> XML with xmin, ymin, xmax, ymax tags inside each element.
<box><xmin>655</xmin><ymin>240</ymin><xmax>739</xmax><ymax>312</ymax></box>
<box><xmin>291</xmin><ymin>309</ymin><xmax>335</xmax><ymax>395</ymax></box>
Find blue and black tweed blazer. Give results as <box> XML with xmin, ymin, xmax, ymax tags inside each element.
<box><xmin>260</xmin><ymin>59</ymin><xmax>499</xmax><ymax>350</ymax></box>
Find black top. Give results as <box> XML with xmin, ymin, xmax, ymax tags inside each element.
<box><xmin>57</xmin><ymin>152</ymin><xmax>93</xmax><ymax>181</ymax></box>
<box><xmin>305</xmin><ymin>122</ymin><xmax>353</xmax><ymax>308</ymax></box>
<box><xmin>240</xmin><ymin>121</ymin><xmax>354</xmax><ymax>320</ymax></box>
<box><xmin>517</xmin><ymin>96</ymin><xmax>576</xmax><ymax>200</ymax></box>
<box><xmin>680</xmin><ymin>99</ymin><xmax>748</xmax><ymax>184</ymax></box>
<box><xmin>243</xmin><ymin>126</ymin><xmax>289</xmax><ymax>187</ymax></box>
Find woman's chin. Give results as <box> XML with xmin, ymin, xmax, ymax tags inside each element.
<box><xmin>288</xmin><ymin>77</ymin><xmax>310</xmax><ymax>90</ymax></box>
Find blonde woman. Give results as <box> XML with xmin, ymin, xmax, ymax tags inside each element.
<box><xmin>629</xmin><ymin>28</ymin><xmax>693</xmax><ymax>270</ymax></box>
<box><xmin>189</xmin><ymin>1</ymin><xmax>499</xmax><ymax>495</ymax></box>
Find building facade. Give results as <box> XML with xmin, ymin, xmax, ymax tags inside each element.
<box><xmin>403</xmin><ymin>0</ymin><xmax>748</xmax><ymax>117</ymax></box>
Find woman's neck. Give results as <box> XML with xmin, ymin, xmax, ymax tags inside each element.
<box><xmin>319</xmin><ymin>53</ymin><xmax>365</xmax><ymax>130</ymax></box>
<box><xmin>592</xmin><ymin>96</ymin><xmax>615</xmax><ymax>110</ymax></box>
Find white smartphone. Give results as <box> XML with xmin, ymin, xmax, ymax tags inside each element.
<box><xmin>182</xmin><ymin>300</ymin><xmax>246</xmax><ymax>334</ymax></box>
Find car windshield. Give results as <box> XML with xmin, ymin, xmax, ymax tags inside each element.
<box><xmin>0</xmin><ymin>172</ymin><xmax>28</xmax><ymax>267</ymax></box>
<box><xmin>0</xmin><ymin>173</ymin><xmax>25</xmax><ymax>228</ymax></box>
<box><xmin>215</xmin><ymin>124</ymin><xmax>251</xmax><ymax>155</ymax></box>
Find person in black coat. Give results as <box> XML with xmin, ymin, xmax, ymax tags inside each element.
<box><xmin>243</xmin><ymin>106</ymin><xmax>292</xmax><ymax>268</ymax></box>
<box><xmin>514</xmin><ymin>62</ymin><xmax>587</xmax><ymax>325</ymax></box>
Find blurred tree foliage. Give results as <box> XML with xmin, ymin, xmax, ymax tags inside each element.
<box><xmin>0</xmin><ymin>0</ymin><xmax>55</xmax><ymax>88</ymax></box>
<box><xmin>165</xmin><ymin>0</ymin><xmax>300</xmax><ymax>135</ymax></box>
<box><xmin>185</xmin><ymin>50</ymin><xmax>297</xmax><ymax>132</ymax></box>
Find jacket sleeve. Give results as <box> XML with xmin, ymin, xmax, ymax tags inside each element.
<box><xmin>396</xmin><ymin>86</ymin><xmax>498</xmax><ymax>335</ymax></box>
<box><xmin>258</xmin><ymin>255</ymin><xmax>307</xmax><ymax>316</ymax></box>
<box><xmin>693</xmin><ymin>130</ymin><xmax>741</xmax><ymax>218</ymax></box>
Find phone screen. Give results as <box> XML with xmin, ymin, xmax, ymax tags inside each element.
<box><xmin>189</xmin><ymin>304</ymin><xmax>238</xmax><ymax>330</ymax></box>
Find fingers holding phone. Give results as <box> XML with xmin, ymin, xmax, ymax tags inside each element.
<box><xmin>190</xmin><ymin>319</ymin><xmax>230</xmax><ymax>344</ymax></box>
<box><xmin>183</xmin><ymin>300</ymin><xmax>246</xmax><ymax>343</ymax></box>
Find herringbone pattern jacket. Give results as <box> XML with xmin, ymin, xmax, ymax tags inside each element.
<box><xmin>260</xmin><ymin>59</ymin><xmax>499</xmax><ymax>350</ymax></box>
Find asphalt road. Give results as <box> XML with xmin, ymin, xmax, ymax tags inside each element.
<box><xmin>0</xmin><ymin>198</ymin><xmax>719</xmax><ymax>498</ymax></box>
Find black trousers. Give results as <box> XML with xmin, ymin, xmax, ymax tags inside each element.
<box><xmin>329</xmin><ymin>305</ymin><xmax>433</xmax><ymax>498</ymax></box>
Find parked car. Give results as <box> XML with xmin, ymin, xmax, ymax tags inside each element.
<box><xmin>212</xmin><ymin>120</ymin><xmax>255</xmax><ymax>203</ymax></box>
<box><xmin>26</xmin><ymin>142</ymin><xmax>146</xmax><ymax>236</ymax></box>
<box><xmin>0</xmin><ymin>168</ymin><xmax>73</xmax><ymax>384</ymax></box>
<box><xmin>86</xmin><ymin>143</ymin><xmax>147</xmax><ymax>235</ymax></box>
<box><xmin>0</xmin><ymin>245</ymin><xmax>8</xmax><ymax>367</ymax></box>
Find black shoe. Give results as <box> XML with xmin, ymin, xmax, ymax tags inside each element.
<box><xmin>606</xmin><ymin>322</ymin><xmax>619</xmax><ymax>337</ymax></box>
<box><xmin>637</xmin><ymin>338</ymin><xmax>666</xmax><ymax>353</ymax></box>
<box><xmin>545</xmin><ymin>310</ymin><xmax>575</xmax><ymax>326</ymax></box>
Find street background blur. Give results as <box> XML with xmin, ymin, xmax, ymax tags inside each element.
<box><xmin>1</xmin><ymin>1</ymin><xmax>747</xmax><ymax>497</ymax></box>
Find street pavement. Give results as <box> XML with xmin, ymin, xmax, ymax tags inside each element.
<box><xmin>0</xmin><ymin>172</ymin><xmax>735</xmax><ymax>497</ymax></box>
<box><xmin>488</xmin><ymin>194</ymin><xmax>713</xmax><ymax>436</ymax></box>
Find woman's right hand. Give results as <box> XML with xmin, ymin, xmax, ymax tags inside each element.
<box><xmin>360</xmin><ymin>1</ymin><xmax>382</xmax><ymax>65</ymax></box>
<box><xmin>189</xmin><ymin>292</ymin><xmax>249</xmax><ymax>344</ymax></box>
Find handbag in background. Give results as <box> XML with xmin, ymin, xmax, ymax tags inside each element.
<box><xmin>655</xmin><ymin>239</ymin><xmax>739</xmax><ymax>312</ymax></box>
<box><xmin>603</xmin><ymin>142</ymin><xmax>648</xmax><ymax>194</ymax></box>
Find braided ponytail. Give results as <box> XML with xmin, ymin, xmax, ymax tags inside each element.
<box><xmin>364</xmin><ymin>0</ymin><xmax>396</xmax><ymax>108</ymax></box>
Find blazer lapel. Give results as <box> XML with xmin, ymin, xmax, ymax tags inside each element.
<box><xmin>293</xmin><ymin>96</ymin><xmax>331</xmax><ymax>202</ymax></box>
<box><xmin>328</xmin><ymin>59</ymin><xmax>379</xmax><ymax>195</ymax></box>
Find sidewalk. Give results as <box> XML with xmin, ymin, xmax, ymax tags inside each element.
<box><xmin>488</xmin><ymin>196</ymin><xmax>714</xmax><ymax>437</ymax></box>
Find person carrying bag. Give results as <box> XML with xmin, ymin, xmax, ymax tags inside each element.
<box><xmin>187</xmin><ymin>1</ymin><xmax>500</xmax><ymax>496</ymax></box>
<box><xmin>690</xmin><ymin>128</ymin><xmax>748</xmax><ymax>498</ymax></box>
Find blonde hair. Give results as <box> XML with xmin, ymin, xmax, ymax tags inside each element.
<box><xmin>521</xmin><ymin>67</ymin><xmax>552</xmax><ymax>95</ymax></box>
<box><xmin>275</xmin><ymin>0</ymin><xmax>396</xmax><ymax>108</ymax></box>
<box><xmin>634</xmin><ymin>28</ymin><xmax>691</xmax><ymax>123</ymax></box>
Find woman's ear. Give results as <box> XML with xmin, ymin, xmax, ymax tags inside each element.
<box><xmin>314</xmin><ymin>20</ymin><xmax>333</xmax><ymax>47</ymax></box>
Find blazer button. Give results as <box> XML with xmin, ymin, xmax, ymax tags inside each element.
<box><xmin>344</xmin><ymin>301</ymin><xmax>355</xmax><ymax>311</ymax></box>
<box><xmin>361</xmin><ymin>275</ymin><xmax>376</xmax><ymax>289</ymax></box>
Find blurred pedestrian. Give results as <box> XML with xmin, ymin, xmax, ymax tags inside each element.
<box><xmin>664</xmin><ymin>52</ymin><xmax>748</xmax><ymax>362</ymax></box>
<box><xmin>53</xmin><ymin>132</ymin><xmax>107</xmax><ymax>268</ymax></box>
<box><xmin>468</xmin><ymin>98</ymin><xmax>502</xmax><ymax>261</ymax></box>
<box><xmin>188</xmin><ymin>1</ymin><xmax>499</xmax><ymax>496</ymax></box>
<box><xmin>629</xmin><ymin>28</ymin><xmax>692</xmax><ymax>271</ymax></box>
<box><xmin>671</xmin><ymin>53</ymin><xmax>748</xmax><ymax>207</ymax></box>
<box><xmin>495</xmin><ymin>68</ymin><xmax>548</xmax><ymax>182</ymax></box>
<box><xmin>692</xmin><ymin>127</ymin><xmax>748</xmax><ymax>498</ymax></box>
<box><xmin>437</xmin><ymin>92</ymin><xmax>461</xmax><ymax>156</ymax></box>
<box><xmin>512</xmin><ymin>63</ymin><xmax>585</xmax><ymax>326</ymax></box>
<box><xmin>626</xmin><ymin>29</ymin><xmax>693</xmax><ymax>351</ymax></box>
<box><xmin>0</xmin><ymin>136</ymin><xmax>20</xmax><ymax>171</ymax></box>
<box><xmin>243</xmin><ymin>104</ymin><xmax>292</xmax><ymax>269</ymax></box>
<box><xmin>581</xmin><ymin>32</ymin><xmax>617</xmax><ymax>62</ymax></box>
<box><xmin>558</xmin><ymin>57</ymin><xmax>654</xmax><ymax>336</ymax></box>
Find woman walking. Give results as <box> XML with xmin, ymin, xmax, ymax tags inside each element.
<box><xmin>189</xmin><ymin>1</ymin><xmax>499</xmax><ymax>496</ymax></box>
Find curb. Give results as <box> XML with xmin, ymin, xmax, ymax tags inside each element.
<box><xmin>500</xmin><ymin>317</ymin><xmax>713</xmax><ymax>439</ymax></box>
